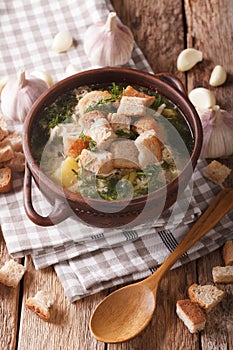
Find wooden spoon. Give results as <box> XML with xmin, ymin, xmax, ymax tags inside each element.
<box><xmin>89</xmin><ymin>188</ymin><xmax>233</xmax><ymax>343</ymax></box>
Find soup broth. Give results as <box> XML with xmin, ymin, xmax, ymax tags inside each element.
<box><xmin>31</xmin><ymin>83</ymin><xmax>194</xmax><ymax>200</ymax></box>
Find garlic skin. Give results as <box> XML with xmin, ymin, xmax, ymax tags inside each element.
<box><xmin>200</xmin><ymin>105</ymin><xmax>233</xmax><ymax>158</ymax></box>
<box><xmin>84</xmin><ymin>12</ymin><xmax>134</xmax><ymax>67</ymax></box>
<box><xmin>52</xmin><ymin>31</ymin><xmax>73</xmax><ymax>53</ymax></box>
<box><xmin>1</xmin><ymin>70</ymin><xmax>48</xmax><ymax>123</ymax></box>
<box><xmin>189</xmin><ymin>87</ymin><xmax>216</xmax><ymax>110</ymax></box>
<box><xmin>209</xmin><ymin>65</ymin><xmax>227</xmax><ymax>87</ymax></box>
<box><xmin>31</xmin><ymin>70</ymin><xmax>54</xmax><ymax>87</ymax></box>
<box><xmin>177</xmin><ymin>48</ymin><xmax>203</xmax><ymax>72</ymax></box>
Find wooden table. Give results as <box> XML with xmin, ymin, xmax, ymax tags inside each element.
<box><xmin>1</xmin><ymin>1</ymin><xmax>233</xmax><ymax>349</ymax></box>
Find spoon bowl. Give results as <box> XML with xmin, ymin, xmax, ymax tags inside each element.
<box><xmin>90</xmin><ymin>188</ymin><xmax>233</xmax><ymax>343</ymax></box>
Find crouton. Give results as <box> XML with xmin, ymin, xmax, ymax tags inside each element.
<box><xmin>0</xmin><ymin>166</ymin><xmax>12</xmax><ymax>193</ymax></box>
<box><xmin>107</xmin><ymin>113</ymin><xmax>131</xmax><ymax>134</ymax></box>
<box><xmin>64</xmin><ymin>136</ymin><xmax>91</xmax><ymax>158</ymax></box>
<box><xmin>212</xmin><ymin>266</ymin><xmax>233</xmax><ymax>283</ymax></box>
<box><xmin>4</xmin><ymin>151</ymin><xmax>25</xmax><ymax>172</ymax></box>
<box><xmin>0</xmin><ymin>142</ymin><xmax>14</xmax><ymax>162</ymax></box>
<box><xmin>188</xmin><ymin>283</ymin><xmax>225</xmax><ymax>312</ymax></box>
<box><xmin>0</xmin><ymin>260</ymin><xmax>26</xmax><ymax>288</ymax></box>
<box><xmin>135</xmin><ymin>129</ymin><xmax>162</xmax><ymax>168</ymax></box>
<box><xmin>87</xmin><ymin>118</ymin><xmax>116</xmax><ymax>149</ymax></box>
<box><xmin>176</xmin><ymin>299</ymin><xmax>206</xmax><ymax>333</ymax></box>
<box><xmin>26</xmin><ymin>290</ymin><xmax>53</xmax><ymax>322</ymax></box>
<box><xmin>222</xmin><ymin>240</ymin><xmax>233</xmax><ymax>266</ymax></box>
<box><xmin>3</xmin><ymin>131</ymin><xmax>23</xmax><ymax>152</ymax></box>
<box><xmin>122</xmin><ymin>85</ymin><xmax>155</xmax><ymax>106</ymax></box>
<box><xmin>77</xmin><ymin>90</ymin><xmax>112</xmax><ymax>115</ymax></box>
<box><xmin>117</xmin><ymin>96</ymin><xmax>146</xmax><ymax>117</ymax></box>
<box><xmin>203</xmin><ymin>160</ymin><xmax>231</xmax><ymax>185</ymax></box>
<box><xmin>133</xmin><ymin>115</ymin><xmax>164</xmax><ymax>141</ymax></box>
<box><xmin>79</xmin><ymin>110</ymin><xmax>106</xmax><ymax>131</ymax></box>
<box><xmin>0</xmin><ymin>116</ymin><xmax>8</xmax><ymax>141</ymax></box>
<box><xmin>110</xmin><ymin>140</ymin><xmax>140</xmax><ymax>169</ymax></box>
<box><xmin>79</xmin><ymin>149</ymin><xmax>114</xmax><ymax>175</ymax></box>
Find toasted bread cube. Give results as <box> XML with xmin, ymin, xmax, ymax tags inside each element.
<box><xmin>117</xmin><ymin>96</ymin><xmax>146</xmax><ymax>117</ymax></box>
<box><xmin>0</xmin><ymin>166</ymin><xmax>12</xmax><ymax>193</ymax></box>
<box><xmin>107</xmin><ymin>113</ymin><xmax>131</xmax><ymax>134</ymax></box>
<box><xmin>204</xmin><ymin>160</ymin><xmax>231</xmax><ymax>185</ymax></box>
<box><xmin>188</xmin><ymin>283</ymin><xmax>225</xmax><ymax>312</ymax></box>
<box><xmin>110</xmin><ymin>140</ymin><xmax>140</xmax><ymax>169</ymax></box>
<box><xmin>135</xmin><ymin>129</ymin><xmax>162</xmax><ymax>168</ymax></box>
<box><xmin>26</xmin><ymin>290</ymin><xmax>53</xmax><ymax>322</ymax></box>
<box><xmin>133</xmin><ymin>115</ymin><xmax>164</xmax><ymax>141</ymax></box>
<box><xmin>0</xmin><ymin>116</ymin><xmax>8</xmax><ymax>141</ymax></box>
<box><xmin>53</xmin><ymin>156</ymin><xmax>79</xmax><ymax>187</ymax></box>
<box><xmin>79</xmin><ymin>110</ymin><xmax>106</xmax><ymax>130</ymax></box>
<box><xmin>79</xmin><ymin>149</ymin><xmax>114</xmax><ymax>175</ymax></box>
<box><xmin>0</xmin><ymin>260</ymin><xmax>26</xmax><ymax>288</ymax></box>
<box><xmin>176</xmin><ymin>299</ymin><xmax>206</xmax><ymax>333</ymax></box>
<box><xmin>77</xmin><ymin>90</ymin><xmax>112</xmax><ymax>115</ymax></box>
<box><xmin>222</xmin><ymin>240</ymin><xmax>233</xmax><ymax>266</ymax></box>
<box><xmin>87</xmin><ymin>118</ymin><xmax>116</xmax><ymax>149</ymax></box>
<box><xmin>0</xmin><ymin>143</ymin><xmax>14</xmax><ymax>162</ymax></box>
<box><xmin>4</xmin><ymin>151</ymin><xmax>25</xmax><ymax>172</ymax></box>
<box><xmin>3</xmin><ymin>131</ymin><xmax>23</xmax><ymax>152</ymax></box>
<box><xmin>64</xmin><ymin>136</ymin><xmax>90</xmax><ymax>158</ymax></box>
<box><xmin>122</xmin><ymin>85</ymin><xmax>155</xmax><ymax>106</ymax></box>
<box><xmin>212</xmin><ymin>266</ymin><xmax>233</xmax><ymax>283</ymax></box>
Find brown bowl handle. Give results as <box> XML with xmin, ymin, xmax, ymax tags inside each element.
<box><xmin>155</xmin><ymin>72</ymin><xmax>187</xmax><ymax>96</ymax></box>
<box><xmin>23</xmin><ymin>163</ymin><xmax>71</xmax><ymax>226</ymax></box>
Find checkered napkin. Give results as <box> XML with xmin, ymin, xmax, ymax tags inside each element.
<box><xmin>1</xmin><ymin>0</ymin><xmax>233</xmax><ymax>302</ymax></box>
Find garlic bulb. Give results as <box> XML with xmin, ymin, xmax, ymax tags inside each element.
<box><xmin>200</xmin><ymin>105</ymin><xmax>233</xmax><ymax>158</ymax></box>
<box><xmin>84</xmin><ymin>12</ymin><xmax>134</xmax><ymax>66</ymax></box>
<box><xmin>0</xmin><ymin>76</ymin><xmax>9</xmax><ymax>95</ymax></box>
<box><xmin>1</xmin><ymin>69</ymin><xmax>48</xmax><ymax>123</ymax></box>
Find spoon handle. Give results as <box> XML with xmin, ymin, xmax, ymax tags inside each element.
<box><xmin>146</xmin><ymin>188</ymin><xmax>233</xmax><ymax>287</ymax></box>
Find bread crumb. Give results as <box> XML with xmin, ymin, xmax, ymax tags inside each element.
<box><xmin>222</xmin><ymin>240</ymin><xmax>233</xmax><ymax>266</ymax></box>
<box><xmin>0</xmin><ymin>259</ymin><xmax>26</xmax><ymax>288</ymax></box>
<box><xmin>26</xmin><ymin>290</ymin><xmax>53</xmax><ymax>322</ymax></box>
<box><xmin>204</xmin><ymin>160</ymin><xmax>231</xmax><ymax>185</ymax></box>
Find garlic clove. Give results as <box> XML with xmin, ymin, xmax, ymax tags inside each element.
<box><xmin>188</xmin><ymin>87</ymin><xmax>216</xmax><ymax>110</ymax></box>
<box><xmin>177</xmin><ymin>48</ymin><xmax>203</xmax><ymax>72</ymax></box>
<box><xmin>65</xmin><ymin>64</ymin><xmax>80</xmax><ymax>77</ymax></box>
<box><xmin>209</xmin><ymin>65</ymin><xmax>227</xmax><ymax>87</ymax></box>
<box><xmin>0</xmin><ymin>76</ymin><xmax>9</xmax><ymax>97</ymax></box>
<box><xmin>51</xmin><ymin>31</ymin><xmax>73</xmax><ymax>53</ymax></box>
<box><xmin>31</xmin><ymin>70</ymin><xmax>54</xmax><ymax>87</ymax></box>
<box><xmin>84</xmin><ymin>12</ymin><xmax>134</xmax><ymax>67</ymax></box>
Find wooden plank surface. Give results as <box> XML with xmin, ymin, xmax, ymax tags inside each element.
<box><xmin>0</xmin><ymin>1</ymin><xmax>233</xmax><ymax>349</ymax></box>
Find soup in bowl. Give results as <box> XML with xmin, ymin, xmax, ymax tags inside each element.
<box><xmin>23</xmin><ymin>68</ymin><xmax>202</xmax><ymax>228</ymax></box>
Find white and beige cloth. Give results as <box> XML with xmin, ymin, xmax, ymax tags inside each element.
<box><xmin>1</xmin><ymin>0</ymin><xmax>233</xmax><ymax>302</ymax></box>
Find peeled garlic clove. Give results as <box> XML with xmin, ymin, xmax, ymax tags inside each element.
<box><xmin>0</xmin><ymin>76</ymin><xmax>9</xmax><ymax>96</ymax></box>
<box><xmin>209</xmin><ymin>65</ymin><xmax>227</xmax><ymax>87</ymax></box>
<box><xmin>188</xmin><ymin>87</ymin><xmax>216</xmax><ymax>110</ymax></box>
<box><xmin>65</xmin><ymin>64</ymin><xmax>79</xmax><ymax>77</ymax></box>
<box><xmin>51</xmin><ymin>31</ymin><xmax>73</xmax><ymax>53</ymax></box>
<box><xmin>31</xmin><ymin>70</ymin><xmax>54</xmax><ymax>87</ymax></box>
<box><xmin>84</xmin><ymin>12</ymin><xmax>134</xmax><ymax>67</ymax></box>
<box><xmin>177</xmin><ymin>48</ymin><xmax>203</xmax><ymax>72</ymax></box>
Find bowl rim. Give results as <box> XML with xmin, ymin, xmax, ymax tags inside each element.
<box><xmin>23</xmin><ymin>67</ymin><xmax>203</xmax><ymax>206</ymax></box>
